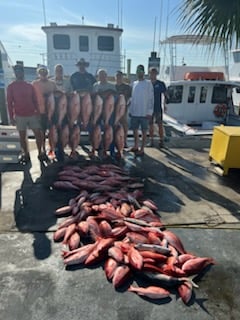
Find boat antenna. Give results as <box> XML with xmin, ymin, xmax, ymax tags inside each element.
<box><xmin>117</xmin><ymin>0</ymin><xmax>120</xmax><ymax>27</ymax></box>
<box><xmin>158</xmin><ymin>0</ymin><xmax>163</xmax><ymax>57</ymax></box>
<box><xmin>120</xmin><ymin>0</ymin><xmax>123</xmax><ymax>28</ymax></box>
<box><xmin>153</xmin><ymin>16</ymin><xmax>157</xmax><ymax>52</ymax></box>
<box><xmin>42</xmin><ymin>0</ymin><xmax>47</xmax><ymax>26</ymax></box>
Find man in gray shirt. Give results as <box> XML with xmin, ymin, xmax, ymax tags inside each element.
<box><xmin>93</xmin><ymin>69</ymin><xmax>116</xmax><ymax>98</ymax></box>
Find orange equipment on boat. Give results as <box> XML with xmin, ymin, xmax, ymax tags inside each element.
<box><xmin>184</xmin><ymin>72</ymin><xmax>225</xmax><ymax>81</ymax></box>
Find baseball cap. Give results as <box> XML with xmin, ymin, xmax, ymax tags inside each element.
<box><xmin>13</xmin><ymin>64</ymin><xmax>24</xmax><ymax>72</ymax></box>
<box><xmin>116</xmin><ymin>70</ymin><xmax>123</xmax><ymax>76</ymax></box>
<box><xmin>149</xmin><ymin>67</ymin><xmax>158</xmax><ymax>73</ymax></box>
<box><xmin>37</xmin><ymin>65</ymin><xmax>49</xmax><ymax>74</ymax></box>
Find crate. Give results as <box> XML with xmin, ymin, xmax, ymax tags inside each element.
<box><xmin>0</xmin><ymin>139</ymin><xmax>21</xmax><ymax>152</ymax></box>
<box><xmin>0</xmin><ymin>153</ymin><xmax>20</xmax><ymax>164</ymax></box>
<box><xmin>0</xmin><ymin>125</ymin><xmax>21</xmax><ymax>156</ymax></box>
<box><xmin>0</xmin><ymin>125</ymin><xmax>19</xmax><ymax>139</ymax></box>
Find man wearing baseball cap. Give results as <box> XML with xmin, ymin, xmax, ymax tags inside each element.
<box><xmin>70</xmin><ymin>58</ymin><xmax>96</xmax><ymax>92</ymax></box>
<box><xmin>7</xmin><ymin>64</ymin><xmax>44</xmax><ymax>164</ymax></box>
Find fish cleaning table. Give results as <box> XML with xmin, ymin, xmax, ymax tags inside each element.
<box><xmin>209</xmin><ymin>125</ymin><xmax>240</xmax><ymax>175</ymax></box>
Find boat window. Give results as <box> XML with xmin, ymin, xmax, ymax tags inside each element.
<box><xmin>200</xmin><ymin>86</ymin><xmax>207</xmax><ymax>103</ymax></box>
<box><xmin>233</xmin><ymin>51</ymin><xmax>240</xmax><ymax>63</ymax></box>
<box><xmin>98</xmin><ymin>36</ymin><xmax>114</xmax><ymax>51</ymax></box>
<box><xmin>167</xmin><ymin>85</ymin><xmax>183</xmax><ymax>103</ymax></box>
<box><xmin>211</xmin><ymin>86</ymin><xmax>227</xmax><ymax>104</ymax></box>
<box><xmin>188</xmin><ymin>86</ymin><xmax>195</xmax><ymax>103</ymax></box>
<box><xmin>79</xmin><ymin>36</ymin><xmax>89</xmax><ymax>52</ymax></box>
<box><xmin>53</xmin><ymin>34</ymin><xmax>70</xmax><ymax>50</ymax></box>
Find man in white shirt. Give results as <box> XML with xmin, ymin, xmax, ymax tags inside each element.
<box><xmin>129</xmin><ymin>65</ymin><xmax>154</xmax><ymax>156</ymax></box>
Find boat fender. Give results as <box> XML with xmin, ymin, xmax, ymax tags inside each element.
<box><xmin>213</xmin><ymin>104</ymin><xmax>227</xmax><ymax>117</ymax></box>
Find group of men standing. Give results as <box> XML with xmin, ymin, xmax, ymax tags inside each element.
<box><xmin>6</xmin><ymin>58</ymin><xmax>167</xmax><ymax>164</ymax></box>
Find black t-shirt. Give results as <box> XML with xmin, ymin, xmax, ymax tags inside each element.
<box><xmin>70</xmin><ymin>71</ymin><xmax>96</xmax><ymax>92</ymax></box>
<box><xmin>152</xmin><ymin>80</ymin><xmax>166</xmax><ymax>113</ymax></box>
<box><xmin>115</xmin><ymin>83</ymin><xmax>132</xmax><ymax>103</ymax></box>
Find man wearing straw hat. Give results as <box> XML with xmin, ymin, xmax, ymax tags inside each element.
<box><xmin>70</xmin><ymin>58</ymin><xmax>96</xmax><ymax>93</ymax></box>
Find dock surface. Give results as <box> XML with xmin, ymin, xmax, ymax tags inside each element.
<box><xmin>0</xmin><ymin>135</ymin><xmax>240</xmax><ymax>320</ymax></box>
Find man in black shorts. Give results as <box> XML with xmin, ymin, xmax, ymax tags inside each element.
<box><xmin>148</xmin><ymin>67</ymin><xmax>167</xmax><ymax>148</ymax></box>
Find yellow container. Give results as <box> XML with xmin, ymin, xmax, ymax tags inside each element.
<box><xmin>209</xmin><ymin>125</ymin><xmax>240</xmax><ymax>175</ymax></box>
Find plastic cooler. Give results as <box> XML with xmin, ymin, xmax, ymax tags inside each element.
<box><xmin>209</xmin><ymin>125</ymin><xmax>240</xmax><ymax>175</ymax></box>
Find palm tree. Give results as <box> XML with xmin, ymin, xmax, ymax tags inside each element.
<box><xmin>178</xmin><ymin>0</ymin><xmax>240</xmax><ymax>50</ymax></box>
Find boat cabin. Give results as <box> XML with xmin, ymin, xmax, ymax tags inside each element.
<box><xmin>42</xmin><ymin>23</ymin><xmax>123</xmax><ymax>77</ymax></box>
<box><xmin>165</xmin><ymin>77</ymin><xmax>240</xmax><ymax>126</ymax></box>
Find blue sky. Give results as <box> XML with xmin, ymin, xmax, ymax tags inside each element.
<box><xmin>0</xmin><ymin>0</ymin><xmax>228</xmax><ymax>74</ymax></box>
<box><xmin>0</xmin><ymin>0</ymin><xmax>183</xmax><ymax>72</ymax></box>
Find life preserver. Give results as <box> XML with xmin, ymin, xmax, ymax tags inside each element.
<box><xmin>213</xmin><ymin>104</ymin><xmax>227</xmax><ymax>117</ymax></box>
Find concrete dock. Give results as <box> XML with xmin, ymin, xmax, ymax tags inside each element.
<box><xmin>0</xmin><ymin>135</ymin><xmax>240</xmax><ymax>320</ymax></box>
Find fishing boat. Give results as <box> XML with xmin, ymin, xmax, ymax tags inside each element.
<box><xmin>163</xmin><ymin>73</ymin><xmax>240</xmax><ymax>135</ymax></box>
<box><xmin>158</xmin><ymin>35</ymin><xmax>240</xmax><ymax>135</ymax></box>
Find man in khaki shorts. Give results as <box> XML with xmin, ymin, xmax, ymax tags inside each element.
<box><xmin>7</xmin><ymin>64</ymin><xmax>44</xmax><ymax>164</ymax></box>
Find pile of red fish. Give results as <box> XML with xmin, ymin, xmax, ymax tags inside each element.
<box><xmin>53</xmin><ymin>162</ymin><xmax>215</xmax><ymax>304</ymax></box>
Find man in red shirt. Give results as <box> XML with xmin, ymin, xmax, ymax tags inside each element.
<box><xmin>7</xmin><ymin>64</ymin><xmax>44</xmax><ymax>163</ymax></box>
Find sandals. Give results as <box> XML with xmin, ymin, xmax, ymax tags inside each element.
<box><xmin>18</xmin><ymin>153</ymin><xmax>31</xmax><ymax>164</ymax></box>
<box><xmin>159</xmin><ymin>140</ymin><xmax>164</xmax><ymax>148</ymax></box>
<box><xmin>38</xmin><ymin>153</ymin><xmax>49</xmax><ymax>162</ymax></box>
<box><xmin>135</xmin><ymin>150</ymin><xmax>144</xmax><ymax>157</ymax></box>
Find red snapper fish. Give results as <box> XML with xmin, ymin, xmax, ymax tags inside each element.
<box><xmin>57</xmin><ymin>93</ymin><xmax>68</xmax><ymax>127</ymax></box>
<box><xmin>68</xmin><ymin>92</ymin><xmax>80</xmax><ymax>127</ymax></box>
<box><xmin>46</xmin><ymin>92</ymin><xmax>55</xmax><ymax>123</ymax></box>
<box><xmin>114</xmin><ymin>123</ymin><xmax>124</xmax><ymax>158</ymax></box>
<box><xmin>177</xmin><ymin>281</ymin><xmax>193</xmax><ymax>305</ymax></box>
<box><xmin>127</xmin><ymin>246</ymin><xmax>143</xmax><ymax>270</ymax></box>
<box><xmin>92</xmin><ymin>94</ymin><xmax>103</xmax><ymax>126</ymax></box>
<box><xmin>102</xmin><ymin>94</ymin><xmax>114</xmax><ymax>126</ymax></box>
<box><xmin>90</xmin><ymin>125</ymin><xmax>102</xmax><ymax>157</ymax></box>
<box><xmin>104</xmin><ymin>258</ymin><xmax>119</xmax><ymax>280</ymax></box>
<box><xmin>181</xmin><ymin>257</ymin><xmax>216</xmax><ymax>275</ymax></box>
<box><xmin>162</xmin><ymin>230</ymin><xmax>186</xmax><ymax>254</ymax></box>
<box><xmin>60</xmin><ymin>124</ymin><xmax>70</xmax><ymax>149</ymax></box>
<box><xmin>103</xmin><ymin>124</ymin><xmax>113</xmax><ymax>155</ymax></box>
<box><xmin>128</xmin><ymin>285</ymin><xmax>170</xmax><ymax>300</ymax></box>
<box><xmin>48</xmin><ymin>124</ymin><xmax>58</xmax><ymax>154</ymax></box>
<box><xmin>112</xmin><ymin>265</ymin><xmax>131</xmax><ymax>288</ymax></box>
<box><xmin>69</xmin><ymin>125</ymin><xmax>81</xmax><ymax>158</ymax></box>
<box><xmin>114</xmin><ymin>94</ymin><xmax>126</xmax><ymax>125</ymax></box>
<box><xmin>53</xmin><ymin>227</ymin><xmax>67</xmax><ymax>242</ymax></box>
<box><xmin>68</xmin><ymin>231</ymin><xmax>81</xmax><ymax>250</ymax></box>
<box><xmin>80</xmin><ymin>93</ymin><xmax>93</xmax><ymax>130</ymax></box>
<box><xmin>63</xmin><ymin>243</ymin><xmax>97</xmax><ymax>266</ymax></box>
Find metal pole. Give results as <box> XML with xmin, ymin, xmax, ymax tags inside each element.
<box><xmin>42</xmin><ymin>0</ymin><xmax>47</xmax><ymax>26</ymax></box>
<box><xmin>153</xmin><ymin>17</ymin><xmax>157</xmax><ymax>52</ymax></box>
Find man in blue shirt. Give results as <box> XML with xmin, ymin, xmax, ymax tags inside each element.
<box><xmin>148</xmin><ymin>67</ymin><xmax>167</xmax><ymax>148</ymax></box>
